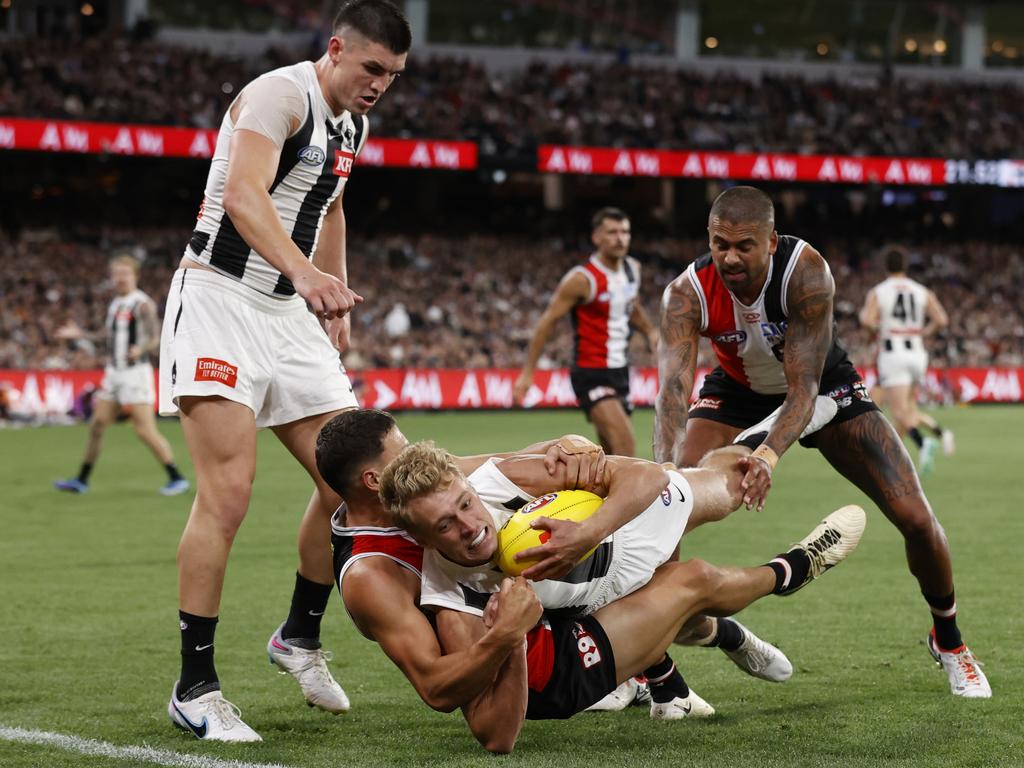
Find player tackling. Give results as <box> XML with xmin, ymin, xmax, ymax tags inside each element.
<box><xmin>654</xmin><ymin>186</ymin><xmax>990</xmax><ymax>698</ymax></box>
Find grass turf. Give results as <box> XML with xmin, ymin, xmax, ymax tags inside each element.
<box><xmin>1</xmin><ymin>406</ymin><xmax>1021</xmax><ymax>767</ymax></box>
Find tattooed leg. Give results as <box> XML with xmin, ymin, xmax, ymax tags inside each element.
<box><xmin>814</xmin><ymin>410</ymin><xmax>953</xmax><ymax>595</ymax></box>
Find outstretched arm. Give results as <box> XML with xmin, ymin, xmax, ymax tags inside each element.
<box><xmin>513</xmin><ymin>270</ymin><xmax>591</xmax><ymax>405</ymax></box>
<box><xmin>342</xmin><ymin>565</ymin><xmax>536</xmax><ymax>714</ymax></box>
<box><xmin>654</xmin><ymin>276</ymin><xmax>703</xmax><ymax>465</ymax></box>
<box><xmin>739</xmin><ymin>246</ymin><xmax>834</xmax><ymax>510</ymax></box>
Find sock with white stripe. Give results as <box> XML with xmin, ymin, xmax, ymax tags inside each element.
<box><xmin>766</xmin><ymin>550</ymin><xmax>811</xmax><ymax>595</ymax></box>
<box><xmin>924</xmin><ymin>591</ymin><xmax>962</xmax><ymax>651</ymax></box>
<box><xmin>644</xmin><ymin>654</ymin><xmax>689</xmax><ymax>704</ymax></box>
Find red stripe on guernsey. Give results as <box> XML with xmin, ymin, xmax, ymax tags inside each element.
<box><xmin>696</xmin><ymin>263</ymin><xmax>750</xmax><ymax>386</ymax></box>
<box><xmin>352</xmin><ymin>533</ymin><xmax>424</xmax><ymax>572</ymax></box>
<box><xmin>574</xmin><ymin>263</ymin><xmax>611</xmax><ymax>368</ymax></box>
<box><xmin>525</xmin><ymin>623</ymin><xmax>555</xmax><ymax>692</ymax></box>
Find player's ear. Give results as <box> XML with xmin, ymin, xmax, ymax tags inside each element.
<box><xmin>362</xmin><ymin>467</ymin><xmax>380</xmax><ymax>492</ymax></box>
<box><xmin>769</xmin><ymin>229</ymin><xmax>779</xmax><ymax>253</ymax></box>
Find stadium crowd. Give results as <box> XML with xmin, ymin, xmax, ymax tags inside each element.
<box><xmin>4</xmin><ymin>36</ymin><xmax>1024</xmax><ymax>160</ymax></box>
<box><xmin>2</xmin><ymin>228</ymin><xmax>1021</xmax><ymax>373</ymax></box>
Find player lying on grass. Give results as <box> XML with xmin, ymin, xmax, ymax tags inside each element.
<box><xmin>379</xmin><ymin>439</ymin><xmax>865</xmax><ymax>752</ymax></box>
<box><xmin>317</xmin><ymin>410</ymin><xmax>810</xmax><ymax>720</ymax></box>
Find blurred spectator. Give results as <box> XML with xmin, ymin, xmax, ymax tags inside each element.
<box><xmin>3</xmin><ymin>38</ymin><xmax>1024</xmax><ymax>161</ymax></box>
<box><xmin>2</xmin><ymin>227</ymin><xmax>1021</xmax><ymax>372</ymax></box>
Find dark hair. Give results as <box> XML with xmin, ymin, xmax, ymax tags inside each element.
<box><xmin>333</xmin><ymin>0</ymin><xmax>412</xmax><ymax>54</ymax></box>
<box><xmin>709</xmin><ymin>186</ymin><xmax>775</xmax><ymax>228</ymax></box>
<box><xmin>591</xmin><ymin>207</ymin><xmax>629</xmax><ymax>232</ymax></box>
<box><xmin>316</xmin><ymin>408</ymin><xmax>397</xmax><ymax>495</ymax></box>
<box><xmin>884</xmin><ymin>246</ymin><xmax>907</xmax><ymax>274</ymax></box>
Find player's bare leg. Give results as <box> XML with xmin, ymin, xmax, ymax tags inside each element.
<box><xmin>55</xmin><ymin>397</ymin><xmax>118</xmax><ymax>493</ymax></box>
<box><xmin>266</xmin><ymin>409</ymin><xmax>352</xmax><ymax>713</ymax></box>
<box><xmin>128</xmin><ymin>403</ymin><xmax>190</xmax><ymax>495</ymax></box>
<box><xmin>813</xmin><ymin>411</ymin><xmax>989</xmax><ymax>697</ymax></box>
<box><xmin>168</xmin><ymin>396</ymin><xmax>262</xmax><ymax>742</ymax></box>
<box><xmin>677</xmin><ymin>417</ymin><xmax>741</xmax><ymax>468</ymax></box>
<box><xmin>588</xmin><ymin>398</ymin><xmax>635</xmax><ymax>456</ymax></box>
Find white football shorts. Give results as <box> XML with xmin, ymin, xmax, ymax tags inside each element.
<box><xmin>877</xmin><ymin>345</ymin><xmax>928</xmax><ymax>388</ymax></box>
<box><xmin>97</xmin><ymin>362</ymin><xmax>155</xmax><ymax>405</ymax></box>
<box><xmin>159</xmin><ymin>268</ymin><xmax>358</xmax><ymax>428</ymax></box>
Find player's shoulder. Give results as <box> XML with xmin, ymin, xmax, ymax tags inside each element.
<box><xmin>342</xmin><ymin>555</ymin><xmax>419</xmax><ymax>607</ymax></box>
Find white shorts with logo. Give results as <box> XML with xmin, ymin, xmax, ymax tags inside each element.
<box><xmin>159</xmin><ymin>268</ymin><xmax>359</xmax><ymax>428</ymax></box>
<box><xmin>98</xmin><ymin>362</ymin><xmax>155</xmax><ymax>405</ymax></box>
<box><xmin>877</xmin><ymin>343</ymin><xmax>928</xmax><ymax>388</ymax></box>
<box><xmin>583</xmin><ymin>470</ymin><xmax>693</xmax><ymax>614</ymax></box>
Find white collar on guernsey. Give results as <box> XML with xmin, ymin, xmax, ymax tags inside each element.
<box><xmin>589</xmin><ymin>253</ymin><xmax>628</xmax><ymax>276</ymax></box>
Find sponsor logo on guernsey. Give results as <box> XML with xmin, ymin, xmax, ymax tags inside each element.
<box><xmin>333</xmin><ymin>149</ymin><xmax>355</xmax><ymax>177</ymax></box>
<box><xmin>298</xmin><ymin>145</ymin><xmax>326</xmax><ymax>165</ymax></box>
<box><xmin>194</xmin><ymin>358</ymin><xmax>238</xmax><ymax>388</ymax></box>
<box><xmin>713</xmin><ymin>330</ymin><xmax>747</xmax><ymax>344</ymax></box>
<box><xmin>743</xmin><ymin>311</ymin><xmax>761</xmax><ymax>323</ymax></box>
<box><xmin>760</xmin><ymin>321</ymin><xmax>788</xmax><ymax>342</ymax></box>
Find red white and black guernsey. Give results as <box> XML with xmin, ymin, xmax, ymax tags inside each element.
<box><xmin>331</xmin><ymin>506</ymin><xmax>618</xmax><ymax>716</ymax></box>
<box><xmin>571</xmin><ymin>255</ymin><xmax>641</xmax><ymax>370</ymax></box>
<box><xmin>687</xmin><ymin>234</ymin><xmax>877</xmax><ymax>430</ymax></box>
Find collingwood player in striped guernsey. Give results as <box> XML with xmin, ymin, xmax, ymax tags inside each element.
<box><xmin>54</xmin><ymin>253</ymin><xmax>189</xmax><ymax>496</ymax></box>
<box><xmin>161</xmin><ymin>1</ymin><xmax>410</xmax><ymax>743</ymax></box>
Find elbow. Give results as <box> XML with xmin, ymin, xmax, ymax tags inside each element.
<box><xmin>221</xmin><ymin>180</ymin><xmax>251</xmax><ymax>221</ymax></box>
<box><xmin>473</xmin><ymin>725</ymin><xmax>520</xmax><ymax>754</ymax></box>
<box><xmin>421</xmin><ymin>690</ymin><xmax>459</xmax><ymax>713</ymax></box>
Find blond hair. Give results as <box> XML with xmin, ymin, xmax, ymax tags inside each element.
<box><xmin>109</xmin><ymin>253</ymin><xmax>141</xmax><ymax>274</ymax></box>
<box><xmin>378</xmin><ymin>441</ymin><xmax>463</xmax><ymax>528</ymax></box>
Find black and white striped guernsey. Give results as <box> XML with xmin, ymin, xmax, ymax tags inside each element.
<box><xmin>106</xmin><ymin>290</ymin><xmax>151</xmax><ymax>369</ymax></box>
<box><xmin>185</xmin><ymin>61</ymin><xmax>369</xmax><ymax>297</ymax></box>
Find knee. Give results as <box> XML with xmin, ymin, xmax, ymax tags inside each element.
<box><xmin>675</xmin><ymin>558</ymin><xmax>721</xmax><ymax>592</ymax></box>
<box><xmin>195</xmin><ymin>478</ymin><xmax>254</xmax><ymax>536</ymax></box>
<box><xmin>890</xmin><ymin>499</ymin><xmax>943</xmax><ymax>542</ymax></box>
<box><xmin>89</xmin><ymin>419</ymin><xmax>108</xmax><ymax>438</ymax></box>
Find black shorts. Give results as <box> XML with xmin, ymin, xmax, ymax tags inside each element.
<box><xmin>570</xmin><ymin>367</ymin><xmax>632</xmax><ymax>416</ymax></box>
<box><xmin>525</xmin><ymin>615</ymin><xmax>617</xmax><ymax>720</ymax></box>
<box><xmin>689</xmin><ymin>361</ymin><xmax>879</xmax><ymax>447</ymax></box>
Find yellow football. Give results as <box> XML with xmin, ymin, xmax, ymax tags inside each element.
<box><xmin>495</xmin><ymin>490</ymin><xmax>604</xmax><ymax>576</ymax></box>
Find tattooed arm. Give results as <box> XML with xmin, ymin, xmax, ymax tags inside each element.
<box><xmin>653</xmin><ymin>275</ymin><xmax>703</xmax><ymax>465</ymax></box>
<box><xmin>739</xmin><ymin>246</ymin><xmax>834</xmax><ymax>509</ymax></box>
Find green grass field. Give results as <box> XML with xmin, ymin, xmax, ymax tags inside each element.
<box><xmin>1</xmin><ymin>407</ymin><xmax>1022</xmax><ymax>768</ymax></box>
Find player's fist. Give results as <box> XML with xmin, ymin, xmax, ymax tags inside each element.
<box><xmin>294</xmin><ymin>265</ymin><xmax>363</xmax><ymax>320</ymax></box>
<box><xmin>491</xmin><ymin>577</ymin><xmax>542</xmax><ymax>639</ymax></box>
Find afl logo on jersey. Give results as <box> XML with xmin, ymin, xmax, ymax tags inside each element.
<box><xmin>297</xmin><ymin>145</ymin><xmax>326</xmax><ymax>165</ymax></box>
<box><xmin>713</xmin><ymin>330</ymin><xmax>747</xmax><ymax>344</ymax></box>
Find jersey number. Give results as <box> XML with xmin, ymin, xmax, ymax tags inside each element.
<box><xmin>892</xmin><ymin>292</ymin><xmax>918</xmax><ymax>323</ymax></box>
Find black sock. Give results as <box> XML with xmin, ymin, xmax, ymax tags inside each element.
<box><xmin>924</xmin><ymin>591</ymin><xmax>963</xmax><ymax>651</ymax></box>
<box><xmin>704</xmin><ymin>617</ymin><xmax>745</xmax><ymax>651</ymax></box>
<box><xmin>644</xmin><ymin>654</ymin><xmax>689</xmax><ymax>703</ymax></box>
<box><xmin>735</xmin><ymin>431</ymin><xmax>767</xmax><ymax>451</ymax></box>
<box><xmin>908</xmin><ymin>428</ymin><xmax>924</xmax><ymax>448</ymax></box>
<box><xmin>178</xmin><ymin>611</ymin><xmax>219</xmax><ymax>702</ymax></box>
<box><xmin>766</xmin><ymin>549</ymin><xmax>811</xmax><ymax>594</ymax></box>
<box><xmin>78</xmin><ymin>463</ymin><xmax>93</xmax><ymax>483</ymax></box>
<box><xmin>165</xmin><ymin>463</ymin><xmax>184</xmax><ymax>482</ymax></box>
<box><xmin>281</xmin><ymin>572</ymin><xmax>333</xmax><ymax>645</ymax></box>
<box><xmin>927</xmin><ymin>424</ymin><xmax>944</xmax><ymax>438</ymax></box>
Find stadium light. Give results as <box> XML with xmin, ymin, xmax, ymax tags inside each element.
<box><xmin>705</xmin><ymin>36</ymin><xmax>718</xmax><ymax>49</ymax></box>
<box><xmin>905</xmin><ymin>38</ymin><xmax>918</xmax><ymax>53</ymax></box>
<box><xmin>934</xmin><ymin>39</ymin><xmax>947</xmax><ymax>54</ymax></box>
<box><xmin>816</xmin><ymin>42</ymin><xmax>829</xmax><ymax>56</ymax></box>
<box><xmin>80</xmin><ymin>2</ymin><xmax>94</xmax><ymax>15</ymax></box>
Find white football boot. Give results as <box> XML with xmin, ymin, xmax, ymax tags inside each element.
<box><xmin>585</xmin><ymin>677</ymin><xmax>651</xmax><ymax>712</ymax></box>
<box><xmin>927</xmin><ymin>631</ymin><xmax>992</xmax><ymax>698</ymax></box>
<box><xmin>168</xmin><ymin>684</ymin><xmax>262</xmax><ymax>742</ymax></box>
<box><xmin>918</xmin><ymin>436</ymin><xmax>938</xmax><ymax>477</ymax></box>
<box><xmin>650</xmin><ymin>688</ymin><xmax>716</xmax><ymax>720</ymax></box>
<box><xmin>941</xmin><ymin>429</ymin><xmax>956</xmax><ymax>456</ymax></box>
<box><xmin>267</xmin><ymin>623</ymin><xmax>350</xmax><ymax>714</ymax></box>
<box><xmin>775</xmin><ymin>505</ymin><xmax>866</xmax><ymax>596</ymax></box>
<box><xmin>720</xmin><ymin>620</ymin><xmax>793</xmax><ymax>682</ymax></box>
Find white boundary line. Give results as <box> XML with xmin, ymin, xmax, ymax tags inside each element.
<box><xmin>0</xmin><ymin>725</ymin><xmax>295</xmax><ymax>768</ymax></box>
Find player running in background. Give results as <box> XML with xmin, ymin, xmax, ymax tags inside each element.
<box><xmin>54</xmin><ymin>254</ymin><xmax>188</xmax><ymax>496</ymax></box>
<box><xmin>655</xmin><ymin>186</ymin><xmax>990</xmax><ymax>699</ymax></box>
<box><xmin>859</xmin><ymin>246</ymin><xmax>954</xmax><ymax>475</ymax></box>
<box><xmin>161</xmin><ymin>1</ymin><xmax>410</xmax><ymax>742</ymax></box>
<box><xmin>513</xmin><ymin>208</ymin><xmax>658</xmax><ymax>456</ymax></box>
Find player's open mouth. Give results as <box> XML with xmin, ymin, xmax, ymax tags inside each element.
<box><xmin>469</xmin><ymin>527</ymin><xmax>487</xmax><ymax>549</ymax></box>
<box><xmin>358</xmin><ymin>95</ymin><xmax>377</xmax><ymax>107</ymax></box>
